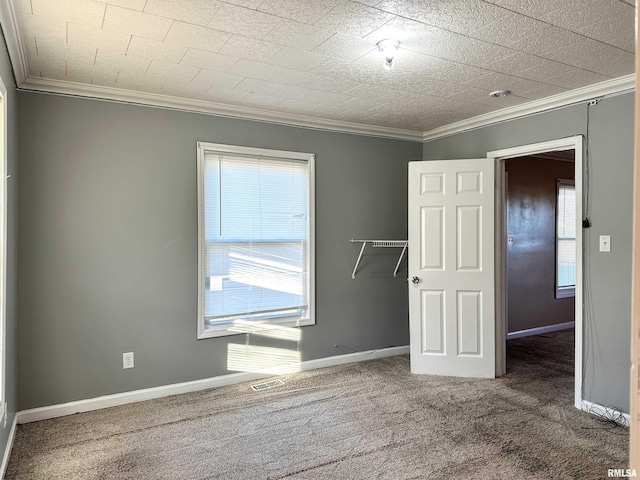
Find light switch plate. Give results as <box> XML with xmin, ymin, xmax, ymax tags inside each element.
<box><xmin>599</xmin><ymin>235</ymin><xmax>611</xmax><ymax>252</ymax></box>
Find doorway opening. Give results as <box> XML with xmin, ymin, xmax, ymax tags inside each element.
<box><xmin>505</xmin><ymin>151</ymin><xmax>576</xmax><ymax>338</ymax></box>
<box><xmin>504</xmin><ymin>151</ymin><xmax>576</xmax><ymax>400</ymax></box>
<box><xmin>488</xmin><ymin>136</ymin><xmax>584</xmax><ymax>409</ymax></box>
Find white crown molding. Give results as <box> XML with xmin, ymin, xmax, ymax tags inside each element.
<box><xmin>422</xmin><ymin>74</ymin><xmax>635</xmax><ymax>142</ymax></box>
<box><xmin>0</xmin><ymin>0</ymin><xmax>26</xmax><ymax>85</ymax></box>
<box><xmin>18</xmin><ymin>76</ymin><xmax>424</xmax><ymax>142</ymax></box>
<box><xmin>16</xmin><ymin>345</ymin><xmax>409</xmax><ymax>424</ymax></box>
<box><xmin>20</xmin><ymin>73</ymin><xmax>635</xmax><ymax>146</ymax></box>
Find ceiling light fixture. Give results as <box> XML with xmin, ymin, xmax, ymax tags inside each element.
<box><xmin>489</xmin><ymin>90</ymin><xmax>510</xmax><ymax>98</ymax></box>
<box><xmin>377</xmin><ymin>39</ymin><xmax>400</xmax><ymax>71</ymax></box>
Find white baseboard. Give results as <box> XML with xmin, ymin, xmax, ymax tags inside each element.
<box><xmin>0</xmin><ymin>414</ymin><xmax>17</xmax><ymax>480</ymax></box>
<box><xmin>581</xmin><ymin>399</ymin><xmax>631</xmax><ymax>426</ymax></box>
<box><xmin>301</xmin><ymin>345</ymin><xmax>408</xmax><ymax>370</ymax></box>
<box><xmin>17</xmin><ymin>345</ymin><xmax>409</xmax><ymax>424</ymax></box>
<box><xmin>507</xmin><ymin>321</ymin><xmax>575</xmax><ymax>340</ymax></box>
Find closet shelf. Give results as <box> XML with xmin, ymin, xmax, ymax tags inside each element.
<box><xmin>350</xmin><ymin>239</ymin><xmax>408</xmax><ymax>279</ymax></box>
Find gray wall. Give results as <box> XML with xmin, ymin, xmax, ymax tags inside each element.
<box><xmin>423</xmin><ymin>94</ymin><xmax>634</xmax><ymax>412</ymax></box>
<box><xmin>0</xmin><ymin>25</ymin><xmax>19</xmax><ymax>461</ymax></box>
<box><xmin>15</xmin><ymin>79</ymin><xmax>632</xmax><ymax>414</ymax></box>
<box><xmin>17</xmin><ymin>92</ymin><xmax>421</xmax><ymax>409</ymax></box>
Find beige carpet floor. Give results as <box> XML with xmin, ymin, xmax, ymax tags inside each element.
<box><xmin>6</xmin><ymin>330</ymin><xmax>629</xmax><ymax>479</ymax></box>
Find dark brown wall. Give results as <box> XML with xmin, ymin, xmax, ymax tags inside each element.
<box><xmin>506</xmin><ymin>156</ymin><xmax>575</xmax><ymax>333</ymax></box>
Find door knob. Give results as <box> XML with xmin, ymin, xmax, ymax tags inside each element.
<box><xmin>411</xmin><ymin>276</ymin><xmax>420</xmax><ymax>284</ymax></box>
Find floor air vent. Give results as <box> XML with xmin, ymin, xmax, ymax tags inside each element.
<box><xmin>251</xmin><ymin>379</ymin><xmax>285</xmax><ymax>391</ymax></box>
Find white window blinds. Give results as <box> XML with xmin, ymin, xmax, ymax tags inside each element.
<box><xmin>557</xmin><ymin>180</ymin><xmax>576</xmax><ymax>289</ymax></box>
<box><xmin>201</xmin><ymin>150</ymin><xmax>311</xmax><ymax>333</ymax></box>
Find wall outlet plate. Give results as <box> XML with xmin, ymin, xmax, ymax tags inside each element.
<box><xmin>123</xmin><ymin>352</ymin><xmax>134</xmax><ymax>369</ymax></box>
<box><xmin>599</xmin><ymin>235</ymin><xmax>611</xmax><ymax>253</ymax></box>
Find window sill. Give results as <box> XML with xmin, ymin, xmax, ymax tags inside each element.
<box><xmin>198</xmin><ymin>317</ymin><xmax>315</xmax><ymax>339</ymax></box>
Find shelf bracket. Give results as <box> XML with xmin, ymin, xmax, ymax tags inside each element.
<box><xmin>393</xmin><ymin>244</ymin><xmax>407</xmax><ymax>278</ymax></box>
<box><xmin>350</xmin><ymin>239</ymin><xmax>408</xmax><ymax>279</ymax></box>
<box><xmin>351</xmin><ymin>241</ymin><xmax>368</xmax><ymax>279</ymax></box>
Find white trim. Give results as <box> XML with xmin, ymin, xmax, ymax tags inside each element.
<box><xmin>495</xmin><ymin>165</ymin><xmax>508</xmax><ymax>376</ymax></box>
<box><xmin>581</xmin><ymin>400</ymin><xmax>631</xmax><ymax>427</ymax></box>
<box><xmin>0</xmin><ymin>1</ymin><xmax>26</xmax><ymax>85</ymax></box>
<box><xmin>196</xmin><ymin>142</ymin><xmax>316</xmax><ymax>162</ymax></box>
<box><xmin>507</xmin><ymin>321</ymin><xmax>575</xmax><ymax>340</ymax></box>
<box><xmin>196</xmin><ymin>143</ymin><xmax>205</xmax><ymax>339</ymax></box>
<box><xmin>423</xmin><ymin>75</ymin><xmax>635</xmax><ymax>142</ymax></box>
<box><xmin>18</xmin><ymin>75</ymin><xmax>633</xmax><ymax>145</ymax></box>
<box><xmin>0</xmin><ymin>74</ymin><xmax>7</xmax><ymax>425</ymax></box>
<box><xmin>487</xmin><ymin>137</ymin><xmax>581</xmax><ymax>159</ymax></box>
<box><xmin>10</xmin><ymin>76</ymin><xmax>635</xmax><ymax>147</ymax></box>
<box><xmin>16</xmin><ymin>345</ymin><xmax>409</xmax><ymax>424</ymax></box>
<box><xmin>488</xmin><ymin>135</ymin><xmax>583</xmax><ymax>410</ymax></box>
<box><xmin>195</xmin><ymin>142</ymin><xmax>315</xmax><ymax>340</ymax></box>
<box><xmin>0</xmin><ymin>414</ymin><xmax>17</xmax><ymax>480</ymax></box>
<box><xmin>303</xmin><ymin>346</ymin><xmax>408</xmax><ymax>370</ymax></box>
<box><xmin>18</xmin><ymin>77</ymin><xmax>423</xmax><ymax>142</ymax></box>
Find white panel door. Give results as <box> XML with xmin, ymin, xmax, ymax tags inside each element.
<box><xmin>408</xmin><ymin>159</ymin><xmax>495</xmax><ymax>378</ymax></box>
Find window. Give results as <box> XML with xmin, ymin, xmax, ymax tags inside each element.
<box><xmin>556</xmin><ymin>179</ymin><xmax>576</xmax><ymax>299</ymax></box>
<box><xmin>197</xmin><ymin>143</ymin><xmax>314</xmax><ymax>339</ymax></box>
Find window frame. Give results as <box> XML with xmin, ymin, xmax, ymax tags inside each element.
<box><xmin>556</xmin><ymin>178</ymin><xmax>576</xmax><ymax>299</ymax></box>
<box><xmin>196</xmin><ymin>142</ymin><xmax>315</xmax><ymax>339</ymax></box>
<box><xmin>0</xmin><ymin>74</ymin><xmax>7</xmax><ymax>423</ymax></box>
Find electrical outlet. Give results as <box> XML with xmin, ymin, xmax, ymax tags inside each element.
<box><xmin>123</xmin><ymin>352</ymin><xmax>134</xmax><ymax>369</ymax></box>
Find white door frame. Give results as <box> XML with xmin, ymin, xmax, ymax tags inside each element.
<box><xmin>487</xmin><ymin>135</ymin><xmax>583</xmax><ymax>409</ymax></box>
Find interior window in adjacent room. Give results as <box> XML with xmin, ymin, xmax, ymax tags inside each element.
<box><xmin>556</xmin><ymin>179</ymin><xmax>576</xmax><ymax>299</ymax></box>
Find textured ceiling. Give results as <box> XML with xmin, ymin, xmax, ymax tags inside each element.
<box><xmin>10</xmin><ymin>0</ymin><xmax>636</xmax><ymax>133</ymax></box>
